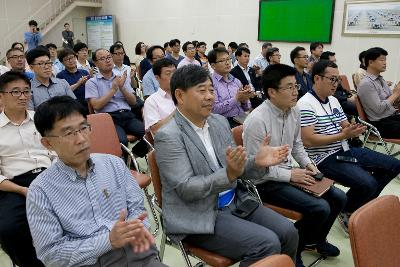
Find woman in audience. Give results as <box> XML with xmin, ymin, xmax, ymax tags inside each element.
<box><xmin>353</xmin><ymin>51</ymin><xmax>367</xmax><ymax>89</ymax></box>
<box><xmin>132</xmin><ymin>41</ymin><xmax>147</xmax><ymax>67</ymax></box>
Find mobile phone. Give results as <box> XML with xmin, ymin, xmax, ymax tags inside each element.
<box><xmin>336</xmin><ymin>155</ymin><xmax>358</xmax><ymax>163</ymax></box>
<box><xmin>313</xmin><ymin>172</ymin><xmax>324</xmax><ymax>181</ymax></box>
<box><xmin>231</xmin><ymin>199</ymin><xmax>259</xmax><ymax>218</ymax></box>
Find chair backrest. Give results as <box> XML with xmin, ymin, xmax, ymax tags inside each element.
<box><xmin>249</xmin><ymin>254</ymin><xmax>294</xmax><ymax>267</ymax></box>
<box><xmin>352</xmin><ymin>73</ymin><xmax>358</xmax><ymax>91</ymax></box>
<box><xmin>349</xmin><ymin>195</ymin><xmax>400</xmax><ymax>267</ymax></box>
<box><xmin>232</xmin><ymin>125</ymin><xmax>244</xmax><ymax>146</ymax></box>
<box><xmin>354</xmin><ymin>95</ymin><xmax>369</xmax><ymax>122</ymax></box>
<box><xmin>340</xmin><ymin>74</ymin><xmax>351</xmax><ymax>92</ymax></box>
<box><xmin>87</xmin><ymin>113</ymin><xmax>123</xmax><ymax>157</ymax></box>
<box><xmin>148</xmin><ymin>150</ymin><xmax>162</xmax><ymax>207</ymax></box>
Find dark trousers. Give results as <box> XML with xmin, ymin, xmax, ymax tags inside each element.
<box><xmin>257</xmin><ymin>181</ymin><xmax>346</xmax><ymax>254</ymax></box>
<box><xmin>318</xmin><ymin>147</ymin><xmax>400</xmax><ymax>213</ymax></box>
<box><xmin>370</xmin><ymin>114</ymin><xmax>400</xmax><ymax>139</ymax></box>
<box><xmin>184</xmin><ymin>201</ymin><xmax>298</xmax><ymax>267</ymax></box>
<box><xmin>84</xmin><ymin>245</ymin><xmax>167</xmax><ymax>267</ymax></box>
<box><xmin>109</xmin><ymin>110</ymin><xmax>145</xmax><ymax>146</ymax></box>
<box><xmin>0</xmin><ymin>172</ymin><xmax>44</xmax><ymax>267</ymax></box>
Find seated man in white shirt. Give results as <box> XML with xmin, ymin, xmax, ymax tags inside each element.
<box><xmin>143</xmin><ymin>58</ymin><xmax>176</xmax><ymax>135</ymax></box>
<box><xmin>0</xmin><ymin>71</ymin><xmax>52</xmax><ymax>267</ymax></box>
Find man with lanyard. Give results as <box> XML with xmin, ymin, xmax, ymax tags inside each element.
<box><xmin>0</xmin><ymin>71</ymin><xmax>52</xmax><ymax>267</ymax></box>
<box><xmin>244</xmin><ymin>64</ymin><xmax>346</xmax><ymax>267</ymax></box>
<box><xmin>297</xmin><ymin>60</ymin><xmax>400</xmax><ymax>233</ymax></box>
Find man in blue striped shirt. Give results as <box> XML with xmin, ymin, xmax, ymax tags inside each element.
<box><xmin>298</xmin><ymin>60</ymin><xmax>400</xmax><ymax>233</ymax></box>
<box><xmin>27</xmin><ymin>96</ymin><xmax>167</xmax><ymax>267</ymax></box>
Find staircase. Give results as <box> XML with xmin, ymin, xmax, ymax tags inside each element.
<box><xmin>1</xmin><ymin>0</ymin><xmax>103</xmax><ymax>64</ymax></box>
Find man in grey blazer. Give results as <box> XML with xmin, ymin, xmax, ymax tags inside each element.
<box><xmin>154</xmin><ymin>65</ymin><xmax>299</xmax><ymax>267</ymax></box>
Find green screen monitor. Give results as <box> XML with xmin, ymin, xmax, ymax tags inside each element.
<box><xmin>258</xmin><ymin>0</ymin><xmax>335</xmax><ymax>43</ymax></box>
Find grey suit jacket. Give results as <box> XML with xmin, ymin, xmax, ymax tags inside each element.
<box><xmin>154</xmin><ymin>111</ymin><xmax>266</xmax><ymax>237</ymax></box>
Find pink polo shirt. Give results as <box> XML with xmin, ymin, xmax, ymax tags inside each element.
<box><xmin>143</xmin><ymin>88</ymin><xmax>176</xmax><ymax>131</ymax></box>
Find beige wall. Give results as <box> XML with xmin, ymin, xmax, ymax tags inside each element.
<box><xmin>100</xmin><ymin>0</ymin><xmax>400</xmax><ymax>86</ymax></box>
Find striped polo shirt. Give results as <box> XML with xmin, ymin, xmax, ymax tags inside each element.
<box><xmin>297</xmin><ymin>91</ymin><xmax>347</xmax><ymax>164</ymax></box>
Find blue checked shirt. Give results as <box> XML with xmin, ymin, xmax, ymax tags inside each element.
<box><xmin>26</xmin><ymin>153</ymin><xmax>148</xmax><ymax>267</ymax></box>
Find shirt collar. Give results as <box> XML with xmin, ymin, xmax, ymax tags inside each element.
<box><xmin>55</xmin><ymin>157</ymin><xmax>95</xmax><ymax>181</ymax></box>
<box><xmin>239</xmin><ymin>64</ymin><xmax>249</xmax><ymax>72</ymax></box>
<box><xmin>96</xmin><ymin>72</ymin><xmax>116</xmax><ymax>80</ymax></box>
<box><xmin>0</xmin><ymin>110</ymin><xmax>34</xmax><ymax>128</ymax></box>
<box><xmin>213</xmin><ymin>72</ymin><xmax>234</xmax><ymax>83</ymax></box>
<box><xmin>265</xmin><ymin>99</ymin><xmax>292</xmax><ymax>116</ymax></box>
<box><xmin>365</xmin><ymin>71</ymin><xmax>380</xmax><ymax>81</ymax></box>
<box><xmin>31</xmin><ymin>76</ymin><xmax>58</xmax><ymax>87</ymax></box>
<box><xmin>157</xmin><ymin>88</ymin><xmax>172</xmax><ymax>98</ymax></box>
<box><xmin>309</xmin><ymin>88</ymin><xmax>329</xmax><ymax>104</ymax></box>
<box><xmin>176</xmin><ymin>108</ymin><xmax>209</xmax><ymax>132</ymax></box>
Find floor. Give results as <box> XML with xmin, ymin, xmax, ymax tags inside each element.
<box><xmin>1</xmin><ymin>143</ymin><xmax>399</xmax><ymax>267</ymax></box>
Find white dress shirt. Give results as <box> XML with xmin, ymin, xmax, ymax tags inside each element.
<box><xmin>0</xmin><ymin>111</ymin><xmax>52</xmax><ymax>183</ymax></box>
<box><xmin>143</xmin><ymin>88</ymin><xmax>175</xmax><ymax>131</ymax></box>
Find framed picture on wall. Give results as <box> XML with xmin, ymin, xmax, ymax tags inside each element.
<box><xmin>343</xmin><ymin>0</ymin><xmax>400</xmax><ymax>37</ymax></box>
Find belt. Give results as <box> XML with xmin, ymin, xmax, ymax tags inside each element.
<box><xmin>27</xmin><ymin>168</ymin><xmax>46</xmax><ymax>175</ymax></box>
<box><xmin>109</xmin><ymin>109</ymin><xmax>130</xmax><ymax>113</ymax></box>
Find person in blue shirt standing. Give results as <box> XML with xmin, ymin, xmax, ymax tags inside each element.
<box><xmin>56</xmin><ymin>48</ymin><xmax>89</xmax><ymax>114</ymax></box>
<box><xmin>24</xmin><ymin>20</ymin><xmax>42</xmax><ymax>52</ymax></box>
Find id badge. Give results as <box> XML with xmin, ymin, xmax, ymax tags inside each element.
<box><xmin>341</xmin><ymin>140</ymin><xmax>350</xmax><ymax>151</ymax></box>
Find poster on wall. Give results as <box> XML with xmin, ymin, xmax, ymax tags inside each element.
<box><xmin>343</xmin><ymin>0</ymin><xmax>400</xmax><ymax>37</ymax></box>
<box><xmin>86</xmin><ymin>15</ymin><xmax>116</xmax><ymax>51</ymax></box>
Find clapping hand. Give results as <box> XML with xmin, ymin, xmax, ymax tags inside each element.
<box><xmin>226</xmin><ymin>146</ymin><xmax>247</xmax><ymax>181</ymax></box>
<box><xmin>254</xmin><ymin>136</ymin><xmax>290</xmax><ymax>167</ymax></box>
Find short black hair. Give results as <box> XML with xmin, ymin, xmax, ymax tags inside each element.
<box><xmin>26</xmin><ymin>48</ymin><xmax>50</xmax><ymax>65</ymax></box>
<box><xmin>92</xmin><ymin>48</ymin><xmax>108</xmax><ymax>62</ymax></box>
<box><xmin>320</xmin><ymin>51</ymin><xmax>336</xmax><ymax>61</ymax></box>
<box><xmin>266</xmin><ymin>47</ymin><xmax>279</xmax><ymax>63</ymax></box>
<box><xmin>34</xmin><ymin>96</ymin><xmax>86</xmax><ymax>137</ymax></box>
<box><xmin>45</xmin><ymin>43</ymin><xmax>57</xmax><ymax>50</ymax></box>
<box><xmin>208</xmin><ymin>47</ymin><xmax>229</xmax><ymax>64</ymax></box>
<box><xmin>146</xmin><ymin>45</ymin><xmax>165</xmax><ymax>60</ymax></box>
<box><xmin>152</xmin><ymin>58</ymin><xmax>175</xmax><ymax>77</ymax></box>
<box><xmin>58</xmin><ymin>48</ymin><xmax>76</xmax><ymax>62</ymax></box>
<box><xmin>192</xmin><ymin>41</ymin><xmax>199</xmax><ymax>48</ymax></box>
<box><xmin>262</xmin><ymin>42</ymin><xmax>272</xmax><ymax>49</ymax></box>
<box><xmin>109</xmin><ymin>43</ymin><xmax>124</xmax><ymax>54</ymax></box>
<box><xmin>228</xmin><ymin>42</ymin><xmax>238</xmax><ymax>50</ymax></box>
<box><xmin>196</xmin><ymin>41</ymin><xmax>206</xmax><ymax>48</ymax></box>
<box><xmin>238</xmin><ymin>43</ymin><xmax>248</xmax><ymax>48</ymax></box>
<box><xmin>28</xmin><ymin>20</ymin><xmax>38</xmax><ymax>27</ymax></box>
<box><xmin>73</xmin><ymin>42</ymin><xmax>88</xmax><ymax>53</ymax></box>
<box><xmin>135</xmin><ymin>42</ymin><xmax>145</xmax><ymax>55</ymax></box>
<box><xmin>262</xmin><ymin>64</ymin><xmax>296</xmax><ymax>99</ymax></box>
<box><xmin>170</xmin><ymin>65</ymin><xmax>211</xmax><ymax>105</ymax></box>
<box><xmin>311</xmin><ymin>60</ymin><xmax>338</xmax><ymax>84</ymax></box>
<box><xmin>169</xmin><ymin>39</ymin><xmax>181</xmax><ymax>47</ymax></box>
<box><xmin>364</xmin><ymin>47</ymin><xmax>388</xmax><ymax>67</ymax></box>
<box><xmin>11</xmin><ymin>42</ymin><xmax>24</xmax><ymax>51</ymax></box>
<box><xmin>64</xmin><ymin>22</ymin><xmax>69</xmax><ymax>27</ymax></box>
<box><xmin>182</xmin><ymin>41</ymin><xmax>194</xmax><ymax>52</ymax></box>
<box><xmin>235</xmin><ymin>46</ymin><xmax>251</xmax><ymax>57</ymax></box>
<box><xmin>163</xmin><ymin>42</ymin><xmax>169</xmax><ymax>49</ymax></box>
<box><xmin>310</xmin><ymin>42</ymin><xmax>323</xmax><ymax>51</ymax></box>
<box><xmin>290</xmin><ymin>46</ymin><xmax>306</xmax><ymax>64</ymax></box>
<box><xmin>212</xmin><ymin>41</ymin><xmax>225</xmax><ymax>49</ymax></box>
<box><xmin>358</xmin><ymin>50</ymin><xmax>367</xmax><ymax>69</ymax></box>
<box><xmin>0</xmin><ymin>71</ymin><xmax>31</xmax><ymax>93</ymax></box>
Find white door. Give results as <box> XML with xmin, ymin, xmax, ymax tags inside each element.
<box><xmin>72</xmin><ymin>18</ymin><xmax>87</xmax><ymax>44</ymax></box>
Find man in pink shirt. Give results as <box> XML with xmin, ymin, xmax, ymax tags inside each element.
<box><xmin>177</xmin><ymin>42</ymin><xmax>201</xmax><ymax>69</ymax></box>
<box><xmin>143</xmin><ymin>58</ymin><xmax>176</xmax><ymax>135</ymax></box>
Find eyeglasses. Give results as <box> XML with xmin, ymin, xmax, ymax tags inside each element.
<box><xmin>46</xmin><ymin>124</ymin><xmax>91</xmax><ymax>141</ymax></box>
<box><xmin>187</xmin><ymin>47</ymin><xmax>195</xmax><ymax>51</ymax></box>
<box><xmin>112</xmin><ymin>52</ymin><xmax>125</xmax><ymax>56</ymax></box>
<box><xmin>319</xmin><ymin>75</ymin><xmax>342</xmax><ymax>85</ymax></box>
<box><xmin>277</xmin><ymin>84</ymin><xmax>301</xmax><ymax>92</ymax></box>
<box><xmin>215</xmin><ymin>58</ymin><xmax>231</xmax><ymax>64</ymax></box>
<box><xmin>31</xmin><ymin>61</ymin><xmax>53</xmax><ymax>68</ymax></box>
<box><xmin>63</xmin><ymin>56</ymin><xmax>76</xmax><ymax>62</ymax></box>
<box><xmin>1</xmin><ymin>89</ymin><xmax>31</xmax><ymax>97</ymax></box>
<box><xmin>296</xmin><ymin>55</ymin><xmax>309</xmax><ymax>59</ymax></box>
<box><xmin>97</xmin><ymin>56</ymin><xmax>113</xmax><ymax>62</ymax></box>
<box><xmin>7</xmin><ymin>55</ymin><xmax>25</xmax><ymax>60</ymax></box>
